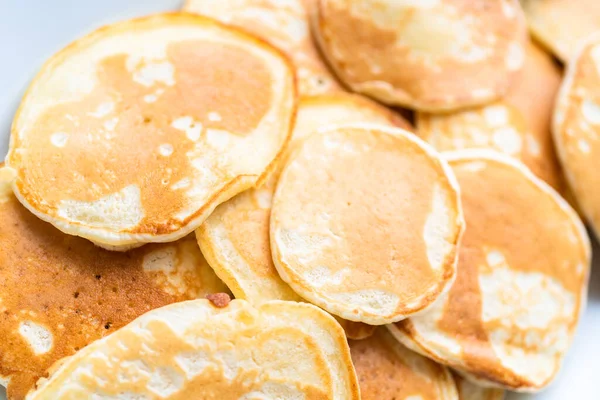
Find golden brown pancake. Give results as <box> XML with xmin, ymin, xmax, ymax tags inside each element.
<box><xmin>198</xmin><ymin>93</ymin><xmax>411</xmax><ymax>338</ymax></box>
<box><xmin>351</xmin><ymin>328</ymin><xmax>458</xmax><ymax>399</ymax></box>
<box><xmin>453</xmin><ymin>373</ymin><xmax>505</xmax><ymax>400</ymax></box>
<box><xmin>26</xmin><ymin>300</ymin><xmax>360</xmax><ymax>399</ymax></box>
<box><xmin>184</xmin><ymin>0</ymin><xmax>341</xmax><ymax>95</ymax></box>
<box><xmin>389</xmin><ymin>150</ymin><xmax>590</xmax><ymax>391</ymax></box>
<box><xmin>7</xmin><ymin>13</ymin><xmax>296</xmax><ymax>250</ymax></box>
<box><xmin>521</xmin><ymin>0</ymin><xmax>600</xmax><ymax>62</ymax></box>
<box><xmin>270</xmin><ymin>125</ymin><xmax>464</xmax><ymax>325</ymax></box>
<box><xmin>554</xmin><ymin>34</ymin><xmax>600</xmax><ymax>240</ymax></box>
<box><xmin>0</xmin><ymin>167</ymin><xmax>227</xmax><ymax>400</ymax></box>
<box><xmin>313</xmin><ymin>0</ymin><xmax>528</xmax><ymax>111</ymax></box>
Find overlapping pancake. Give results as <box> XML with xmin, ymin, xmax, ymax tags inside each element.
<box><xmin>0</xmin><ymin>167</ymin><xmax>227</xmax><ymax>400</ymax></box>
<box><xmin>270</xmin><ymin>124</ymin><xmax>464</xmax><ymax>325</ymax></box>
<box><xmin>183</xmin><ymin>0</ymin><xmax>340</xmax><ymax>95</ymax></box>
<box><xmin>389</xmin><ymin>151</ymin><xmax>590</xmax><ymax>391</ymax></box>
<box><xmin>7</xmin><ymin>13</ymin><xmax>296</xmax><ymax>250</ymax></box>
<box><xmin>350</xmin><ymin>328</ymin><xmax>458</xmax><ymax>399</ymax></box>
<box><xmin>198</xmin><ymin>93</ymin><xmax>411</xmax><ymax>339</ymax></box>
<box><xmin>453</xmin><ymin>374</ymin><xmax>505</xmax><ymax>400</ymax></box>
<box><xmin>26</xmin><ymin>299</ymin><xmax>360</xmax><ymax>399</ymax></box>
<box><xmin>520</xmin><ymin>0</ymin><xmax>600</xmax><ymax>62</ymax></box>
<box><xmin>313</xmin><ymin>0</ymin><xmax>528</xmax><ymax>111</ymax></box>
<box><xmin>554</xmin><ymin>34</ymin><xmax>600</xmax><ymax>239</ymax></box>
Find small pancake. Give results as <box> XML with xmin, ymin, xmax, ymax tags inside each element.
<box><xmin>313</xmin><ymin>0</ymin><xmax>528</xmax><ymax>111</ymax></box>
<box><xmin>389</xmin><ymin>151</ymin><xmax>590</xmax><ymax>391</ymax></box>
<box><xmin>184</xmin><ymin>0</ymin><xmax>340</xmax><ymax>95</ymax></box>
<box><xmin>453</xmin><ymin>373</ymin><xmax>505</xmax><ymax>400</ymax></box>
<box><xmin>350</xmin><ymin>328</ymin><xmax>458</xmax><ymax>399</ymax></box>
<box><xmin>554</xmin><ymin>34</ymin><xmax>600</xmax><ymax>240</ymax></box>
<box><xmin>521</xmin><ymin>0</ymin><xmax>600</xmax><ymax>62</ymax></box>
<box><xmin>418</xmin><ymin>42</ymin><xmax>569</xmax><ymax>195</ymax></box>
<box><xmin>26</xmin><ymin>299</ymin><xmax>360</xmax><ymax>399</ymax></box>
<box><xmin>7</xmin><ymin>13</ymin><xmax>296</xmax><ymax>250</ymax></box>
<box><xmin>270</xmin><ymin>124</ymin><xmax>464</xmax><ymax>325</ymax></box>
<box><xmin>198</xmin><ymin>93</ymin><xmax>410</xmax><ymax>338</ymax></box>
<box><xmin>0</xmin><ymin>167</ymin><xmax>227</xmax><ymax>399</ymax></box>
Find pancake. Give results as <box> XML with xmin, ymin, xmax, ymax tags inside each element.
<box><xmin>0</xmin><ymin>167</ymin><xmax>228</xmax><ymax>400</ymax></box>
<box><xmin>350</xmin><ymin>328</ymin><xmax>458</xmax><ymax>399</ymax></box>
<box><xmin>521</xmin><ymin>0</ymin><xmax>600</xmax><ymax>62</ymax></box>
<box><xmin>418</xmin><ymin>42</ymin><xmax>570</xmax><ymax>196</ymax></box>
<box><xmin>389</xmin><ymin>151</ymin><xmax>590</xmax><ymax>391</ymax></box>
<box><xmin>313</xmin><ymin>0</ymin><xmax>528</xmax><ymax>111</ymax></box>
<box><xmin>270</xmin><ymin>124</ymin><xmax>464</xmax><ymax>325</ymax></box>
<box><xmin>197</xmin><ymin>93</ymin><xmax>411</xmax><ymax>339</ymax></box>
<box><xmin>453</xmin><ymin>374</ymin><xmax>505</xmax><ymax>400</ymax></box>
<box><xmin>7</xmin><ymin>13</ymin><xmax>296</xmax><ymax>250</ymax></box>
<box><xmin>554</xmin><ymin>34</ymin><xmax>600</xmax><ymax>240</ymax></box>
<box><xmin>183</xmin><ymin>0</ymin><xmax>340</xmax><ymax>95</ymax></box>
<box><xmin>26</xmin><ymin>299</ymin><xmax>360</xmax><ymax>399</ymax></box>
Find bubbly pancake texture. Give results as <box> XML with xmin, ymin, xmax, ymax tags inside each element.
<box><xmin>184</xmin><ymin>0</ymin><xmax>340</xmax><ymax>95</ymax></box>
<box><xmin>453</xmin><ymin>373</ymin><xmax>505</xmax><ymax>400</ymax></box>
<box><xmin>554</xmin><ymin>34</ymin><xmax>600</xmax><ymax>240</ymax></box>
<box><xmin>0</xmin><ymin>168</ymin><xmax>227</xmax><ymax>400</ymax></box>
<box><xmin>350</xmin><ymin>328</ymin><xmax>458</xmax><ymax>400</ymax></box>
<box><xmin>390</xmin><ymin>151</ymin><xmax>590</xmax><ymax>391</ymax></box>
<box><xmin>418</xmin><ymin>42</ymin><xmax>569</xmax><ymax>195</ymax></box>
<box><xmin>270</xmin><ymin>125</ymin><xmax>464</xmax><ymax>325</ymax></box>
<box><xmin>7</xmin><ymin>13</ymin><xmax>296</xmax><ymax>250</ymax></box>
<box><xmin>521</xmin><ymin>0</ymin><xmax>600</xmax><ymax>62</ymax></box>
<box><xmin>26</xmin><ymin>300</ymin><xmax>360</xmax><ymax>399</ymax></box>
<box><xmin>313</xmin><ymin>0</ymin><xmax>528</xmax><ymax>111</ymax></box>
<box><xmin>197</xmin><ymin>93</ymin><xmax>411</xmax><ymax>338</ymax></box>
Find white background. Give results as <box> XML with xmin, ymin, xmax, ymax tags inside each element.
<box><xmin>0</xmin><ymin>1</ymin><xmax>598</xmax><ymax>399</ymax></box>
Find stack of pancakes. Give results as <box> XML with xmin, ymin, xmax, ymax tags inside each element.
<box><xmin>1</xmin><ymin>1</ymin><xmax>596</xmax><ymax>399</ymax></box>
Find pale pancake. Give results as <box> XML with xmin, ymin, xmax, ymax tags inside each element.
<box><xmin>554</xmin><ymin>34</ymin><xmax>600</xmax><ymax>240</ymax></box>
<box><xmin>350</xmin><ymin>328</ymin><xmax>458</xmax><ymax>399</ymax></box>
<box><xmin>453</xmin><ymin>373</ymin><xmax>505</xmax><ymax>400</ymax></box>
<box><xmin>521</xmin><ymin>0</ymin><xmax>600</xmax><ymax>62</ymax></box>
<box><xmin>183</xmin><ymin>0</ymin><xmax>340</xmax><ymax>95</ymax></box>
<box><xmin>270</xmin><ymin>124</ymin><xmax>464</xmax><ymax>325</ymax></box>
<box><xmin>197</xmin><ymin>93</ymin><xmax>411</xmax><ymax>339</ymax></box>
<box><xmin>7</xmin><ymin>13</ymin><xmax>296</xmax><ymax>250</ymax></box>
<box><xmin>418</xmin><ymin>42</ymin><xmax>570</xmax><ymax>195</ymax></box>
<box><xmin>389</xmin><ymin>151</ymin><xmax>590</xmax><ymax>391</ymax></box>
<box><xmin>0</xmin><ymin>167</ymin><xmax>227</xmax><ymax>399</ymax></box>
<box><xmin>26</xmin><ymin>299</ymin><xmax>360</xmax><ymax>399</ymax></box>
<box><xmin>313</xmin><ymin>0</ymin><xmax>528</xmax><ymax>111</ymax></box>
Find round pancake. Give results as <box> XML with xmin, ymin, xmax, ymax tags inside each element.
<box><xmin>521</xmin><ymin>0</ymin><xmax>600</xmax><ymax>62</ymax></box>
<box><xmin>313</xmin><ymin>0</ymin><xmax>528</xmax><ymax>111</ymax></box>
<box><xmin>270</xmin><ymin>124</ymin><xmax>464</xmax><ymax>325</ymax></box>
<box><xmin>0</xmin><ymin>167</ymin><xmax>228</xmax><ymax>399</ymax></box>
<box><xmin>26</xmin><ymin>299</ymin><xmax>360</xmax><ymax>399</ymax></box>
<box><xmin>350</xmin><ymin>328</ymin><xmax>458</xmax><ymax>399</ymax></box>
<box><xmin>389</xmin><ymin>151</ymin><xmax>590</xmax><ymax>391</ymax></box>
<box><xmin>418</xmin><ymin>42</ymin><xmax>570</xmax><ymax>195</ymax></box>
<box><xmin>184</xmin><ymin>0</ymin><xmax>340</xmax><ymax>95</ymax></box>
<box><xmin>554</xmin><ymin>34</ymin><xmax>600</xmax><ymax>240</ymax></box>
<box><xmin>7</xmin><ymin>13</ymin><xmax>296</xmax><ymax>250</ymax></box>
<box><xmin>197</xmin><ymin>93</ymin><xmax>411</xmax><ymax>339</ymax></box>
<box><xmin>453</xmin><ymin>373</ymin><xmax>505</xmax><ymax>400</ymax></box>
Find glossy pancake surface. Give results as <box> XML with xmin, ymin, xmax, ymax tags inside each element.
<box><xmin>26</xmin><ymin>300</ymin><xmax>360</xmax><ymax>399</ymax></box>
<box><xmin>390</xmin><ymin>151</ymin><xmax>590</xmax><ymax>391</ymax></box>
<box><xmin>270</xmin><ymin>125</ymin><xmax>464</xmax><ymax>325</ymax></box>
<box><xmin>313</xmin><ymin>0</ymin><xmax>528</xmax><ymax>111</ymax></box>
<box><xmin>351</xmin><ymin>328</ymin><xmax>458</xmax><ymax>400</ymax></box>
<box><xmin>554</xmin><ymin>34</ymin><xmax>600</xmax><ymax>240</ymax></box>
<box><xmin>184</xmin><ymin>0</ymin><xmax>340</xmax><ymax>95</ymax></box>
<box><xmin>0</xmin><ymin>168</ymin><xmax>227</xmax><ymax>400</ymax></box>
<box><xmin>418</xmin><ymin>42</ymin><xmax>569</xmax><ymax>195</ymax></box>
<box><xmin>521</xmin><ymin>0</ymin><xmax>600</xmax><ymax>62</ymax></box>
<box><xmin>453</xmin><ymin>373</ymin><xmax>504</xmax><ymax>400</ymax></box>
<box><xmin>7</xmin><ymin>13</ymin><xmax>296</xmax><ymax>250</ymax></box>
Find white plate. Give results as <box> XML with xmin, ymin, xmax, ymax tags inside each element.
<box><xmin>0</xmin><ymin>1</ymin><xmax>598</xmax><ymax>399</ymax></box>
